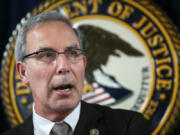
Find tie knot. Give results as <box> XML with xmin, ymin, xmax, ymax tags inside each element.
<box><xmin>51</xmin><ymin>122</ymin><xmax>71</xmax><ymax>135</ymax></box>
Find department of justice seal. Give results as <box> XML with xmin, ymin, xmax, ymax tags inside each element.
<box><xmin>1</xmin><ymin>0</ymin><xmax>180</xmax><ymax>134</ymax></box>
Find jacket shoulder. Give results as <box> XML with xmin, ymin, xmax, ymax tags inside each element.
<box><xmin>0</xmin><ymin>116</ymin><xmax>33</xmax><ymax>135</ymax></box>
<box><xmin>89</xmin><ymin>102</ymin><xmax>144</xmax><ymax>119</ymax></box>
<box><xmin>83</xmin><ymin>102</ymin><xmax>150</xmax><ymax>135</ymax></box>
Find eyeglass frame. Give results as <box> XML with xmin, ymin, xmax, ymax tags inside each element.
<box><xmin>22</xmin><ymin>48</ymin><xmax>86</xmax><ymax>63</ymax></box>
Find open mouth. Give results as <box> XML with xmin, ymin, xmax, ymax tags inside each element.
<box><xmin>54</xmin><ymin>84</ymin><xmax>73</xmax><ymax>92</ymax></box>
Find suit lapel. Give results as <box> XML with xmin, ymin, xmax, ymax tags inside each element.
<box><xmin>73</xmin><ymin>101</ymin><xmax>106</xmax><ymax>135</ymax></box>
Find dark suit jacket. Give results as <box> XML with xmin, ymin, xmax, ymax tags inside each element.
<box><xmin>1</xmin><ymin>101</ymin><xmax>150</xmax><ymax>135</ymax></box>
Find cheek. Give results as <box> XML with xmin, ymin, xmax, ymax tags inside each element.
<box><xmin>27</xmin><ymin>64</ymin><xmax>52</xmax><ymax>82</ymax></box>
<box><xmin>72</xmin><ymin>64</ymin><xmax>86</xmax><ymax>82</ymax></box>
<box><xmin>40</xmin><ymin>69</ymin><xmax>52</xmax><ymax>79</ymax></box>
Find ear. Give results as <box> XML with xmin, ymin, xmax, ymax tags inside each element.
<box><xmin>83</xmin><ymin>56</ymin><xmax>87</xmax><ymax>68</ymax></box>
<box><xmin>16</xmin><ymin>61</ymin><xmax>29</xmax><ymax>85</ymax></box>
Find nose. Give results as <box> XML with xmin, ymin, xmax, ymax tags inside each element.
<box><xmin>55</xmin><ymin>54</ymin><xmax>70</xmax><ymax>74</ymax></box>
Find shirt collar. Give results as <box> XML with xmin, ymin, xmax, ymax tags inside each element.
<box><xmin>33</xmin><ymin>102</ymin><xmax>81</xmax><ymax>135</ymax></box>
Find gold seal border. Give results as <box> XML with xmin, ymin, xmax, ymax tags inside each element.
<box><xmin>125</xmin><ymin>0</ymin><xmax>180</xmax><ymax>134</ymax></box>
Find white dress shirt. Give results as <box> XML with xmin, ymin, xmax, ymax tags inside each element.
<box><xmin>33</xmin><ymin>103</ymin><xmax>81</xmax><ymax>135</ymax></box>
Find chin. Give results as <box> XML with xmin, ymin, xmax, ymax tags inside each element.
<box><xmin>54</xmin><ymin>99</ymin><xmax>80</xmax><ymax>112</ymax></box>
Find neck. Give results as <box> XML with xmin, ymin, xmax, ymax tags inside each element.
<box><xmin>34</xmin><ymin>104</ymin><xmax>74</xmax><ymax>122</ymax></box>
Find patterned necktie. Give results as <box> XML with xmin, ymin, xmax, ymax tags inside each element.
<box><xmin>51</xmin><ymin>122</ymin><xmax>71</xmax><ymax>135</ymax></box>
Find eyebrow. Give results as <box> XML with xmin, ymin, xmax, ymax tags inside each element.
<box><xmin>38</xmin><ymin>47</ymin><xmax>55</xmax><ymax>52</ymax></box>
<box><xmin>37</xmin><ymin>44</ymin><xmax>79</xmax><ymax>52</ymax></box>
<box><xmin>65</xmin><ymin>44</ymin><xmax>79</xmax><ymax>50</ymax></box>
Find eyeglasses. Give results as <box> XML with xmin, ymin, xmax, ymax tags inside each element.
<box><xmin>23</xmin><ymin>48</ymin><xmax>86</xmax><ymax>63</ymax></box>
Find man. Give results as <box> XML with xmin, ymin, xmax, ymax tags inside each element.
<box><xmin>1</xmin><ymin>11</ymin><xmax>149</xmax><ymax>135</ymax></box>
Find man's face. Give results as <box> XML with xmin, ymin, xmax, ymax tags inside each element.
<box><xmin>17</xmin><ymin>21</ymin><xmax>86</xmax><ymax>118</ymax></box>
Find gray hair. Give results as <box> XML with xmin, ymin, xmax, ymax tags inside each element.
<box><xmin>14</xmin><ymin>11</ymin><xmax>83</xmax><ymax>62</ymax></box>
